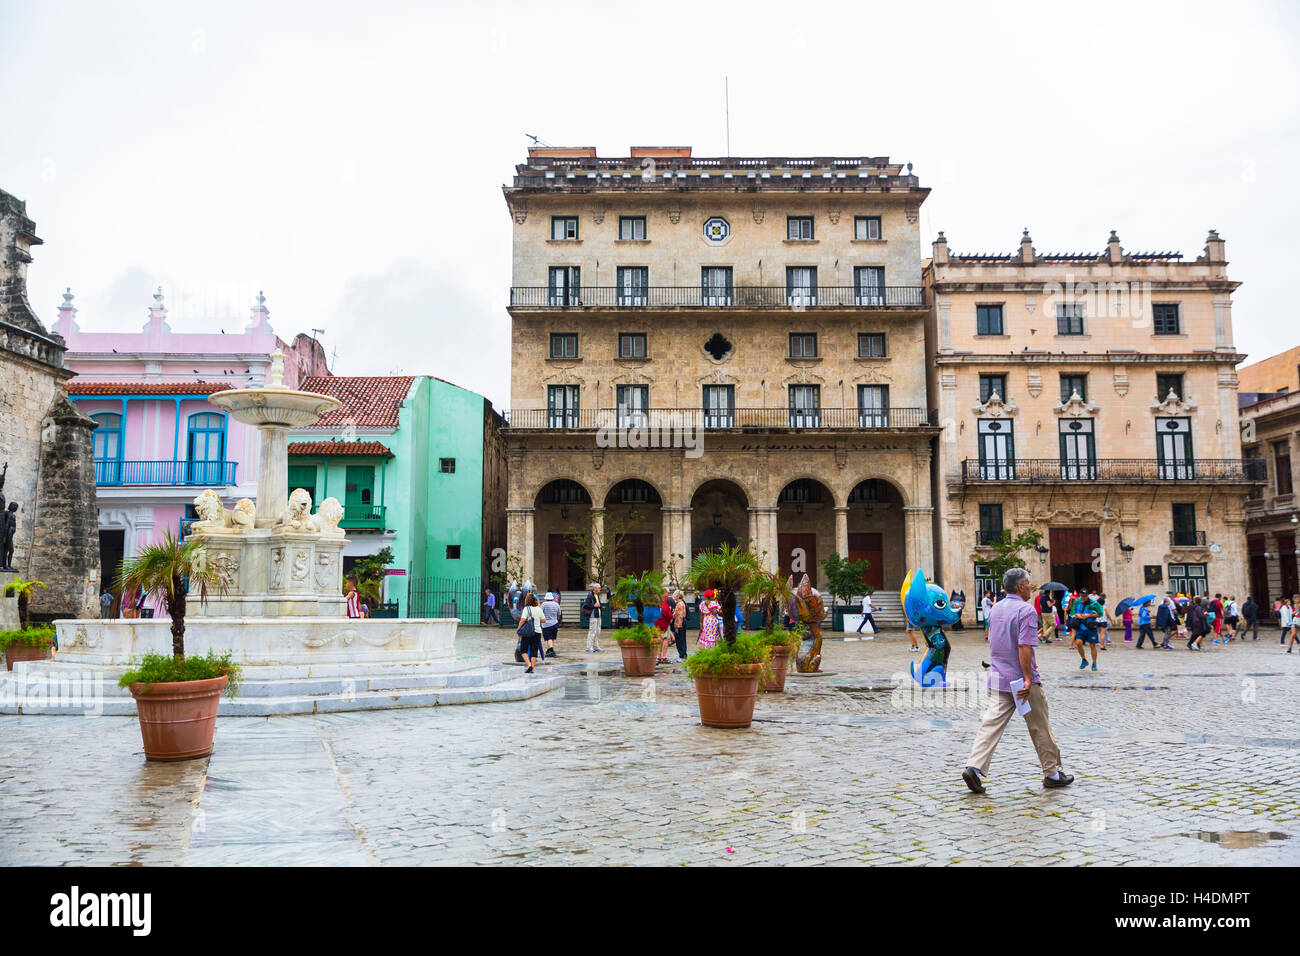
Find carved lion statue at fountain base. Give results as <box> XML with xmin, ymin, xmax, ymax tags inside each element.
<box><xmin>192</xmin><ymin>490</ymin><xmax>256</xmax><ymax>534</ymax></box>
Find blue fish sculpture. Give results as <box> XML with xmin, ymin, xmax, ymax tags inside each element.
<box><xmin>904</xmin><ymin>568</ymin><xmax>959</xmax><ymax>688</ymax></box>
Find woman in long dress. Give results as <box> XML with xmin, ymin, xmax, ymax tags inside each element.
<box><xmin>697</xmin><ymin>589</ymin><xmax>722</xmax><ymax>650</ymax></box>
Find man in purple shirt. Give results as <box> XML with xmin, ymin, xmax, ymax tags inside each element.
<box><xmin>962</xmin><ymin>566</ymin><xmax>1074</xmax><ymax>793</ymax></box>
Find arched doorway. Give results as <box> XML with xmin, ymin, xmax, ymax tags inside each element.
<box><xmin>534</xmin><ymin>479</ymin><xmax>591</xmax><ymax>593</ymax></box>
<box><xmin>776</xmin><ymin>477</ymin><xmax>836</xmax><ymax>587</ymax></box>
<box><xmin>603</xmin><ymin>478</ymin><xmax>662</xmax><ymax>579</ymax></box>
<box><xmin>845</xmin><ymin>478</ymin><xmax>907</xmax><ymax>590</ymax></box>
<box><xmin>690</xmin><ymin>479</ymin><xmax>750</xmax><ymax>561</ymax></box>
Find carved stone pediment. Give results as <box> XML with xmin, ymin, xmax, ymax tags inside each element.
<box><xmin>696</xmin><ymin>367</ymin><xmax>740</xmax><ymax>386</ymax></box>
<box><xmin>972</xmin><ymin>390</ymin><xmax>1018</xmax><ymax>417</ymax></box>
<box><xmin>1053</xmin><ymin>389</ymin><xmax>1099</xmax><ymax>417</ymax></box>
<box><xmin>782</xmin><ymin>368</ymin><xmax>826</xmax><ymax>386</ymax></box>
<box><xmin>854</xmin><ymin>368</ymin><xmax>895</xmax><ymax>385</ymax></box>
<box><xmin>1152</xmin><ymin>389</ymin><xmax>1196</xmax><ymax>415</ymax></box>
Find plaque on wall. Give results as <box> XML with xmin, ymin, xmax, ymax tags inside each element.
<box><xmin>1143</xmin><ymin>565</ymin><xmax>1163</xmax><ymax>586</ymax></box>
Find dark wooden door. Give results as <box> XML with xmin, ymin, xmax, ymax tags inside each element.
<box><xmin>548</xmin><ymin>535</ymin><xmax>585</xmax><ymax>592</ymax></box>
<box><xmin>848</xmin><ymin>532</ymin><xmax>883</xmax><ymax>590</ymax></box>
<box><xmin>779</xmin><ymin>533</ymin><xmax>818</xmax><ymax>587</ymax></box>
<box><xmin>1049</xmin><ymin>526</ymin><xmax>1100</xmax><ymax>564</ymax></box>
<box><xmin>617</xmin><ymin>533</ymin><xmax>654</xmax><ymax>578</ymax></box>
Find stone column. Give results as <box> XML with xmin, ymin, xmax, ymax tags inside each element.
<box><xmin>522</xmin><ymin>507</ymin><xmax>535</xmax><ymax>582</ymax></box>
<box><xmin>834</xmin><ymin>506</ymin><xmax>849</xmax><ymax>558</ymax></box>
<box><xmin>661</xmin><ymin>507</ymin><xmax>674</xmax><ymax>573</ymax></box>
<box><xmin>256</xmin><ymin>423</ymin><xmax>290</xmax><ymax>526</ymax></box>
<box><xmin>751</xmin><ymin>506</ymin><xmax>779</xmax><ymax>572</ymax></box>
<box><xmin>680</xmin><ymin>507</ymin><xmax>692</xmax><ymax>566</ymax></box>
<box><xmin>747</xmin><ymin>507</ymin><xmax>758</xmax><ymax>551</ymax></box>
<box><xmin>589</xmin><ymin>508</ymin><xmax>605</xmax><ymax>581</ymax></box>
<box><xmin>903</xmin><ymin>506</ymin><xmax>935</xmax><ymax>576</ymax></box>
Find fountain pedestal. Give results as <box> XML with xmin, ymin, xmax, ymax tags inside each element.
<box><xmin>189</xmin><ymin>528</ymin><xmax>347</xmax><ymax>618</ymax></box>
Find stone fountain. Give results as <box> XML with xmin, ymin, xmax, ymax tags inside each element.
<box><xmin>0</xmin><ymin>352</ymin><xmax>564</xmax><ymax>715</ymax></box>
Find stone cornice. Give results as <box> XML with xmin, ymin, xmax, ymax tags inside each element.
<box><xmin>935</xmin><ymin>351</ymin><xmax>1244</xmax><ymax>366</ymax></box>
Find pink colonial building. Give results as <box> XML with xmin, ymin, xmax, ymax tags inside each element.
<box><xmin>56</xmin><ymin>288</ymin><xmax>327</xmax><ymax>615</ymax></box>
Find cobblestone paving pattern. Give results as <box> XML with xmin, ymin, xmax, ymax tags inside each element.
<box><xmin>2</xmin><ymin>626</ymin><xmax>1297</xmax><ymax>865</ymax></box>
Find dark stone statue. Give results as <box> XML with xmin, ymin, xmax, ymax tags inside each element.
<box><xmin>0</xmin><ymin>500</ymin><xmax>16</xmax><ymax>572</ymax></box>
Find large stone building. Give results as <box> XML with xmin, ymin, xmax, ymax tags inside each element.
<box><xmin>0</xmin><ymin>188</ymin><xmax>99</xmax><ymax>621</ymax></box>
<box><xmin>1238</xmin><ymin>353</ymin><xmax>1300</xmax><ymax>614</ymax></box>
<box><xmin>502</xmin><ymin>147</ymin><xmax>938</xmax><ymax>593</ymax></box>
<box><xmin>925</xmin><ymin>228</ymin><xmax>1264</xmax><ymax>604</ymax></box>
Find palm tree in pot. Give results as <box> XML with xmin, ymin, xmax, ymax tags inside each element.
<box><xmin>611</xmin><ymin>569</ymin><xmax>665</xmax><ymax>676</ymax></box>
<box><xmin>116</xmin><ymin>530</ymin><xmax>239</xmax><ymax>761</ymax></box>
<box><xmin>685</xmin><ymin>544</ymin><xmax>770</xmax><ymax>727</ymax></box>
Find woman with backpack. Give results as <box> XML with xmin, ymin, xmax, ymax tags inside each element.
<box><xmin>517</xmin><ymin>592</ymin><xmax>545</xmax><ymax>673</ymax></box>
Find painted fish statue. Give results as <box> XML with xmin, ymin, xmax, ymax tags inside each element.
<box><xmin>904</xmin><ymin>568</ymin><xmax>960</xmax><ymax>688</ymax></box>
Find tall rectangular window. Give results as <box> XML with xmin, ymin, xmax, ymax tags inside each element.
<box><xmin>857</xmin><ymin>333</ymin><xmax>886</xmax><ymax>358</ymax></box>
<box><xmin>1060</xmin><ymin>374</ymin><xmax>1088</xmax><ymax>403</ymax></box>
<box><xmin>788</xmin><ymin>385</ymin><xmax>821</xmax><ymax>427</ymax></box>
<box><xmin>1171</xmin><ymin>503</ymin><xmax>1200</xmax><ymax>546</ymax></box>
<box><xmin>786</xmin><ymin>267</ymin><xmax>817</xmax><ymax>306</ymax></box>
<box><xmin>550</xmin><ymin>216</ymin><xmax>579</xmax><ymax>240</ymax></box>
<box><xmin>1153</xmin><ymin>303</ymin><xmax>1181</xmax><ymax>335</ymax></box>
<box><xmin>1059</xmin><ymin>418</ymin><xmax>1097</xmax><ymax>479</ymax></box>
<box><xmin>1057</xmin><ymin>303</ymin><xmax>1085</xmax><ymax>335</ymax></box>
<box><xmin>701</xmin><ymin>267</ymin><xmax>733</xmax><ymax>306</ymax></box>
<box><xmin>978</xmin><ymin>504</ymin><xmax>1003</xmax><ymax>545</ymax></box>
<box><xmin>549</xmin><ymin>333</ymin><xmax>578</xmax><ymax>359</ymax></box>
<box><xmin>616</xmin><ymin>266</ymin><xmax>648</xmax><ymax>306</ymax></box>
<box><xmin>616</xmin><ymin>385</ymin><xmax>648</xmax><ymax>428</ymax></box>
<box><xmin>976</xmin><ymin>304</ymin><xmax>1004</xmax><ymax>335</ymax></box>
<box><xmin>1156</xmin><ymin>417</ymin><xmax>1194</xmax><ymax>480</ymax></box>
<box><xmin>1157</xmin><ymin>373</ymin><xmax>1184</xmax><ymax>401</ymax></box>
<box><xmin>787</xmin><ymin>216</ymin><xmax>814</xmax><ymax>240</ymax></box>
<box><xmin>977</xmin><ymin>419</ymin><xmax>1015</xmax><ymax>480</ymax></box>
<box><xmin>547</xmin><ymin>385</ymin><xmax>579</xmax><ymax>428</ymax></box>
<box><xmin>548</xmin><ymin>266</ymin><xmax>580</xmax><ymax>306</ymax></box>
<box><xmin>854</xmin><ymin>266</ymin><xmax>885</xmax><ymax>306</ymax></box>
<box><xmin>789</xmin><ymin>333</ymin><xmax>818</xmax><ymax>358</ymax></box>
<box><xmin>854</xmin><ymin>216</ymin><xmax>882</xmax><ymax>240</ymax></box>
<box><xmin>618</xmin><ymin>333</ymin><xmax>647</xmax><ymax>359</ymax></box>
<box><xmin>618</xmin><ymin>216</ymin><xmax>646</xmax><ymax>240</ymax></box>
<box><xmin>1274</xmin><ymin>441</ymin><xmax>1293</xmax><ymax>496</ymax></box>
<box><xmin>979</xmin><ymin>374</ymin><xmax>1007</xmax><ymax>404</ymax></box>
<box><xmin>703</xmin><ymin>385</ymin><xmax>734</xmax><ymax>428</ymax></box>
<box><xmin>857</xmin><ymin>385</ymin><xmax>889</xmax><ymax>428</ymax></box>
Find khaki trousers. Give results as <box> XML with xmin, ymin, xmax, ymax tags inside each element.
<box><xmin>967</xmin><ymin>683</ymin><xmax>1062</xmax><ymax>777</ymax></box>
<box><xmin>586</xmin><ymin>613</ymin><xmax>602</xmax><ymax>651</ymax></box>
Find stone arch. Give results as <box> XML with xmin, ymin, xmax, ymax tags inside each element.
<box><xmin>843</xmin><ymin>473</ymin><xmax>912</xmax><ymax>509</ymax></box>
<box><xmin>768</xmin><ymin>472</ymin><xmax>844</xmax><ymax>509</ymax></box>
<box><xmin>595</xmin><ymin>473</ymin><xmax>668</xmax><ymax>508</ymax></box>
<box><xmin>530</xmin><ymin>476</ymin><xmax>595</xmax><ymax>509</ymax></box>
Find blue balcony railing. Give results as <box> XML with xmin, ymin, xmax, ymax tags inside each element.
<box><xmin>95</xmin><ymin>459</ymin><xmax>238</xmax><ymax>486</ymax></box>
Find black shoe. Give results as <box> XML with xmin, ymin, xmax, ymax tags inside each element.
<box><xmin>545</xmin><ymin>648</ymin><xmax>556</xmax><ymax>658</ymax></box>
<box><xmin>525</xmin><ymin>666</ymin><xmax>535</xmax><ymax>674</ymax></box>
<box><xmin>962</xmin><ymin>767</ymin><xmax>985</xmax><ymax>794</ymax></box>
<box><xmin>1044</xmin><ymin>772</ymin><xmax>1075</xmax><ymax>789</ymax></box>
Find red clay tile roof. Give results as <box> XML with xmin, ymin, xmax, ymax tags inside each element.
<box><xmin>299</xmin><ymin>376</ymin><xmax>414</xmax><ymax>427</ymax></box>
<box><xmin>288</xmin><ymin>440</ymin><xmax>394</xmax><ymax>458</ymax></box>
<box><xmin>66</xmin><ymin>380</ymin><xmax>235</xmax><ymax>396</ymax></box>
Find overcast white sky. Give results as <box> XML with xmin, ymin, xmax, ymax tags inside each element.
<box><xmin>3</xmin><ymin>0</ymin><xmax>1298</xmax><ymax>409</ymax></box>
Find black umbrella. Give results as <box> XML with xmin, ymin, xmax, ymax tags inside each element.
<box><xmin>1040</xmin><ymin>582</ymin><xmax>1069</xmax><ymax>593</ymax></box>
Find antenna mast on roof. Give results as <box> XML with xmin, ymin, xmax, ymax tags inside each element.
<box><xmin>724</xmin><ymin>77</ymin><xmax>731</xmax><ymax>156</ymax></box>
<box><xmin>526</xmin><ymin>133</ymin><xmax>553</xmax><ymax>148</ymax></box>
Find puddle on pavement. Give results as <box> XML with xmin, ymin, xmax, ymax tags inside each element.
<box><xmin>1059</xmin><ymin>684</ymin><xmax>1170</xmax><ymax>691</ymax></box>
<box><xmin>1157</xmin><ymin>829</ymin><xmax>1290</xmax><ymax>849</ymax></box>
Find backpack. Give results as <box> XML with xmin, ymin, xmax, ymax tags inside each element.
<box><xmin>581</xmin><ymin>591</ymin><xmax>596</xmax><ymax>616</ymax></box>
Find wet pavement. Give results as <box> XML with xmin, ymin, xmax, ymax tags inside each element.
<box><xmin>2</xmin><ymin>625</ymin><xmax>1298</xmax><ymax>865</ymax></box>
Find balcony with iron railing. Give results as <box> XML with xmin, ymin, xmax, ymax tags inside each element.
<box><xmin>958</xmin><ymin>458</ymin><xmax>1268</xmax><ymax>484</ymax></box>
<box><xmin>509</xmin><ymin>285</ymin><xmax>925</xmax><ymax>310</ymax></box>
<box><xmin>340</xmin><ymin>504</ymin><xmax>387</xmax><ymax>530</ymax></box>
<box><xmin>504</xmin><ymin>407</ymin><xmax>936</xmax><ymax>431</ymax></box>
<box><xmin>95</xmin><ymin>459</ymin><xmax>238</xmax><ymax>487</ymax></box>
<box><xmin>1170</xmin><ymin>529</ymin><xmax>1208</xmax><ymax>547</ymax></box>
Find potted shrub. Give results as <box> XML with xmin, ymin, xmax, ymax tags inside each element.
<box><xmin>743</xmin><ymin>570</ymin><xmax>797</xmax><ymax>691</ymax></box>
<box><xmin>685</xmin><ymin>545</ymin><xmax>770</xmax><ymax>728</ymax></box>
<box><xmin>612</xmin><ymin>570</ymin><xmax>665</xmax><ymax>676</ymax></box>
<box><xmin>116</xmin><ymin>530</ymin><xmax>240</xmax><ymax>761</ymax></box>
<box><xmin>0</xmin><ymin>625</ymin><xmax>56</xmax><ymax>671</ymax></box>
<box><xmin>3</xmin><ymin>576</ymin><xmax>46</xmax><ymax>630</ymax></box>
<box><xmin>820</xmin><ymin>553</ymin><xmax>871</xmax><ymax>631</ymax></box>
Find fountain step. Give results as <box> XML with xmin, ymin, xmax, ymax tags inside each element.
<box><xmin>0</xmin><ymin>662</ymin><xmax>565</xmax><ymax>715</ymax></box>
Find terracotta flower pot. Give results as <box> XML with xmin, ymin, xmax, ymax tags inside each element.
<box><xmin>695</xmin><ymin>663</ymin><xmax>762</xmax><ymax>728</ymax></box>
<box><xmin>128</xmin><ymin>675</ymin><xmax>228</xmax><ymax>761</ymax></box>
<box><xmin>762</xmin><ymin>644</ymin><xmax>792</xmax><ymax>692</ymax></box>
<box><xmin>5</xmin><ymin>642</ymin><xmax>51</xmax><ymax>671</ymax></box>
<box><xmin>617</xmin><ymin>639</ymin><xmax>658</xmax><ymax>677</ymax></box>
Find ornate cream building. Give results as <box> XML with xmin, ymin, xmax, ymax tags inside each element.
<box><xmin>502</xmin><ymin>147</ymin><xmax>939</xmax><ymax>592</ymax></box>
<box><xmin>925</xmin><ymin>229</ymin><xmax>1264</xmax><ymax>603</ymax></box>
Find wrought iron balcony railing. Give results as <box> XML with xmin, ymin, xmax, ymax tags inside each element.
<box><xmin>503</xmin><ymin>407</ymin><xmax>936</xmax><ymax>430</ymax></box>
<box><xmin>509</xmin><ymin>285</ymin><xmax>925</xmax><ymax>309</ymax></box>
<box><xmin>95</xmin><ymin>459</ymin><xmax>238</xmax><ymax>486</ymax></box>
<box><xmin>975</xmin><ymin>529</ymin><xmax>1005</xmax><ymax>546</ymax></box>
<box><xmin>340</xmin><ymin>504</ymin><xmax>386</xmax><ymax>530</ymax></box>
<box><xmin>959</xmin><ymin>458</ymin><xmax>1267</xmax><ymax>484</ymax></box>
<box><xmin>1170</xmin><ymin>530</ymin><xmax>1207</xmax><ymax>547</ymax></box>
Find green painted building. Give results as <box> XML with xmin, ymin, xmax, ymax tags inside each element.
<box><xmin>288</xmin><ymin>376</ymin><xmax>507</xmax><ymax>617</ymax></box>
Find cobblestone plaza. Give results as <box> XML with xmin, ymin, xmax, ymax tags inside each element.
<box><xmin>2</xmin><ymin>626</ymin><xmax>1296</xmax><ymax>866</ymax></box>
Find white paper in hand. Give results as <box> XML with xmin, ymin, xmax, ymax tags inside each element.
<box><xmin>1009</xmin><ymin>677</ymin><xmax>1032</xmax><ymax>717</ymax></box>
